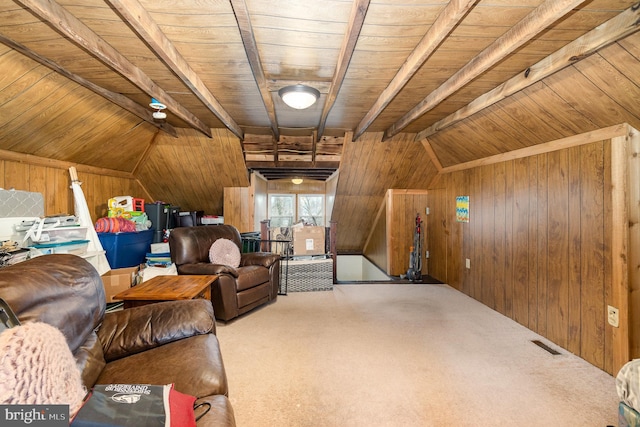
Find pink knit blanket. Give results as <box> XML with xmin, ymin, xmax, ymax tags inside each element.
<box><xmin>0</xmin><ymin>322</ymin><xmax>86</xmax><ymax>417</ymax></box>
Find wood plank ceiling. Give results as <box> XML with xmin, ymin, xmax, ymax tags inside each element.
<box><xmin>0</xmin><ymin>0</ymin><xmax>639</xmax><ymax>249</ymax></box>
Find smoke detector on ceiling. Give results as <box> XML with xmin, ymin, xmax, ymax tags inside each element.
<box><xmin>149</xmin><ymin>98</ymin><xmax>167</xmax><ymax>120</ymax></box>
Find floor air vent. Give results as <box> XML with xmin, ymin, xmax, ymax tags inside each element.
<box><xmin>531</xmin><ymin>340</ymin><xmax>561</xmax><ymax>355</ymax></box>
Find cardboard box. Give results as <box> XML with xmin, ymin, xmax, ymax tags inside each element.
<box><xmin>293</xmin><ymin>226</ymin><xmax>325</xmax><ymax>256</ymax></box>
<box><xmin>101</xmin><ymin>266</ymin><xmax>140</xmax><ymax>303</ymax></box>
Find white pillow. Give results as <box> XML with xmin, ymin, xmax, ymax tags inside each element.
<box><xmin>209</xmin><ymin>238</ymin><xmax>241</xmax><ymax>268</ymax></box>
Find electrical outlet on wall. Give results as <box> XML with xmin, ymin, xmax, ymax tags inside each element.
<box><xmin>608</xmin><ymin>305</ymin><xmax>619</xmax><ymax>328</ymax></box>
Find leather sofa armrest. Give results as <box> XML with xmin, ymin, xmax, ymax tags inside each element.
<box><xmin>177</xmin><ymin>262</ymin><xmax>239</xmax><ymax>278</ymax></box>
<box><xmin>241</xmin><ymin>252</ymin><xmax>280</xmax><ymax>268</ymax></box>
<box><xmin>97</xmin><ymin>299</ymin><xmax>215</xmax><ymax>362</ymax></box>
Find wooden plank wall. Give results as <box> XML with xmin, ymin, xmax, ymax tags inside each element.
<box><xmin>387</xmin><ymin>190</ymin><xmax>429</xmax><ymax>277</ymax></box>
<box><xmin>363</xmin><ymin>198</ymin><xmax>387</xmax><ymax>273</ymax></box>
<box><xmin>135</xmin><ymin>128</ymin><xmax>249</xmax><ymax>215</ymax></box>
<box><xmin>364</xmin><ymin>189</ymin><xmax>429</xmax><ymax>276</ymax></box>
<box><xmin>223</xmin><ymin>187</ymin><xmax>253</xmax><ymax>233</ymax></box>
<box><xmin>0</xmin><ymin>154</ymin><xmax>147</xmax><ymax>222</ymax></box>
<box><xmin>429</xmin><ymin>138</ymin><xmax>615</xmax><ymax>373</ymax></box>
<box><xmin>628</xmin><ymin>129</ymin><xmax>640</xmax><ymax>361</ymax></box>
<box><xmin>252</xmin><ymin>173</ymin><xmax>268</xmax><ymax>232</ymax></box>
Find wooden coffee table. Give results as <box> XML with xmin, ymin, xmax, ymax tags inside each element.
<box><xmin>114</xmin><ymin>274</ymin><xmax>217</xmax><ymax>309</ymax></box>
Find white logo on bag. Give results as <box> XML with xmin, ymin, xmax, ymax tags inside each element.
<box><xmin>111</xmin><ymin>393</ymin><xmax>141</xmax><ymax>404</ymax></box>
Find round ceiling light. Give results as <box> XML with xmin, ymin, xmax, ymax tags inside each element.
<box><xmin>291</xmin><ymin>178</ymin><xmax>304</xmax><ymax>185</ymax></box>
<box><xmin>278</xmin><ymin>85</ymin><xmax>320</xmax><ymax>110</ymax></box>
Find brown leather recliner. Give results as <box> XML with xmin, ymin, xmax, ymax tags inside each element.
<box><xmin>169</xmin><ymin>225</ymin><xmax>280</xmax><ymax>321</ymax></box>
<box><xmin>0</xmin><ymin>254</ymin><xmax>235</xmax><ymax>427</ymax></box>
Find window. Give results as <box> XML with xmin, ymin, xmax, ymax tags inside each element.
<box><xmin>269</xmin><ymin>194</ymin><xmax>294</xmax><ymax>227</ymax></box>
<box><xmin>298</xmin><ymin>194</ymin><xmax>324</xmax><ymax>226</ymax></box>
<box><xmin>269</xmin><ymin>193</ymin><xmax>325</xmax><ymax>227</ymax></box>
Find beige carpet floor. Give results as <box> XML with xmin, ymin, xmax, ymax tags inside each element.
<box><xmin>215</xmin><ymin>284</ymin><xmax>618</xmax><ymax>426</ymax></box>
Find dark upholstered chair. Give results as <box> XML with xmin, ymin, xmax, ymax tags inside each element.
<box><xmin>169</xmin><ymin>225</ymin><xmax>280</xmax><ymax>321</ymax></box>
<box><xmin>0</xmin><ymin>254</ymin><xmax>235</xmax><ymax>426</ymax></box>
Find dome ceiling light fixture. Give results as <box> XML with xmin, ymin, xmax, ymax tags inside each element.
<box><xmin>291</xmin><ymin>178</ymin><xmax>304</xmax><ymax>185</ymax></box>
<box><xmin>149</xmin><ymin>98</ymin><xmax>167</xmax><ymax>120</ymax></box>
<box><xmin>278</xmin><ymin>84</ymin><xmax>320</xmax><ymax>110</ymax></box>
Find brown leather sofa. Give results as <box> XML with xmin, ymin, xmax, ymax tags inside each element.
<box><xmin>169</xmin><ymin>225</ymin><xmax>280</xmax><ymax>321</ymax></box>
<box><xmin>0</xmin><ymin>254</ymin><xmax>235</xmax><ymax>426</ymax></box>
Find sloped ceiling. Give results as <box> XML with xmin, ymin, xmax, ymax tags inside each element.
<box><xmin>0</xmin><ymin>0</ymin><xmax>639</xmax><ymax>252</ymax></box>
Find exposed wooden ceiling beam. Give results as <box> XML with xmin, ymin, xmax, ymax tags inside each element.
<box><xmin>230</xmin><ymin>0</ymin><xmax>280</xmax><ymax>140</ymax></box>
<box><xmin>15</xmin><ymin>0</ymin><xmax>212</xmax><ymax>138</ymax></box>
<box><xmin>247</xmin><ymin>166</ymin><xmax>338</xmax><ymax>181</ymax></box>
<box><xmin>0</xmin><ymin>33</ymin><xmax>178</xmax><ymax>138</ymax></box>
<box><xmin>383</xmin><ymin>0</ymin><xmax>588</xmax><ymax>141</ymax></box>
<box><xmin>317</xmin><ymin>0</ymin><xmax>370</xmax><ymax>140</ymax></box>
<box><xmin>353</xmin><ymin>0</ymin><xmax>475</xmax><ymax>141</ymax></box>
<box><xmin>107</xmin><ymin>0</ymin><xmax>243</xmax><ymax>140</ymax></box>
<box><xmin>416</xmin><ymin>4</ymin><xmax>640</xmax><ymax>141</ymax></box>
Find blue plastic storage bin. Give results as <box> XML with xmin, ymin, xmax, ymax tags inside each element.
<box><xmin>97</xmin><ymin>230</ymin><xmax>154</xmax><ymax>268</ymax></box>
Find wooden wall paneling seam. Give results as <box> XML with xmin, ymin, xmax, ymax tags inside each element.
<box><xmin>444</xmin><ymin>187</ymin><xmax>457</xmax><ymax>286</ymax></box>
<box><xmin>28</xmin><ymin>163</ymin><xmax>47</xmax><ymax>208</ymax></box>
<box><xmin>4</xmin><ymin>161</ymin><xmax>29</xmax><ymax>195</ymax></box>
<box><xmin>504</xmin><ymin>89</ymin><xmax>566</xmax><ymax>143</ymax></box>
<box><xmin>504</xmin><ymin>160</ymin><xmax>514</xmax><ymax>319</ymax></box>
<box><xmin>427</xmin><ymin>186</ymin><xmax>447</xmax><ymax>283</ymax></box>
<box><xmin>625</xmin><ymin>129</ymin><xmax>640</xmax><ymax>365</ymax></box>
<box><xmin>547</xmin><ymin>149</ymin><xmax>570</xmax><ymax>347</ymax></box>
<box><xmin>610</xmin><ymin>132</ymin><xmax>631</xmax><ymax>373</ymax></box>
<box><xmin>6</xmin><ymin>83</ymin><xmax>84</xmax><ymax>151</ymax></box>
<box><xmin>567</xmin><ymin>145</ymin><xmax>583</xmax><ymax>356</ymax></box>
<box><xmin>480</xmin><ymin>164</ymin><xmax>494</xmax><ymax>308</ymax></box>
<box><xmin>513</xmin><ymin>81</ymin><xmax>590</xmax><ymax>139</ymax></box>
<box><xmin>493</xmin><ymin>161</ymin><xmax>507</xmax><ymax>315</ymax></box>
<box><xmin>544</xmin><ymin>67</ymin><xmax>632</xmax><ymax>130</ymax></box>
<box><xmin>603</xmin><ymin>139</ymin><xmax>614</xmax><ymax>374</ymax></box>
<box><xmin>574</xmin><ymin>53</ymin><xmax>640</xmax><ymax>127</ymax></box>
<box><xmin>512</xmin><ymin>157</ymin><xmax>530</xmax><ymax>327</ymax></box>
<box><xmin>580</xmin><ymin>141</ymin><xmax>606</xmax><ymax>369</ymax></box>
<box><xmin>337</xmin><ymin>131</ymin><xmax>364</xmax><ymax>196</ymax></box>
<box><xmin>470</xmin><ymin>168</ymin><xmax>479</xmax><ymax>300</ymax></box>
<box><xmin>601</xmin><ymin>42</ymin><xmax>640</xmax><ymax>89</ymax></box>
<box><xmin>458</xmin><ymin>170</ymin><xmax>468</xmax><ymax>296</ymax></box>
<box><xmin>132</xmin><ymin>129</ymin><xmax>161</xmax><ymax>176</ymax></box>
<box><xmin>527</xmin><ymin>155</ymin><xmax>539</xmax><ymax>331</ymax></box>
<box><xmin>454</xmin><ymin>174</ymin><xmax>465</xmax><ymax>295</ymax></box>
<box><xmin>536</xmin><ymin>153</ymin><xmax>549</xmax><ymax>339</ymax></box>
<box><xmin>534</xmin><ymin>79</ymin><xmax>601</xmax><ymax>135</ymax></box>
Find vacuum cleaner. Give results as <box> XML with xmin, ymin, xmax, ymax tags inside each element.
<box><xmin>406</xmin><ymin>213</ymin><xmax>423</xmax><ymax>282</ymax></box>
